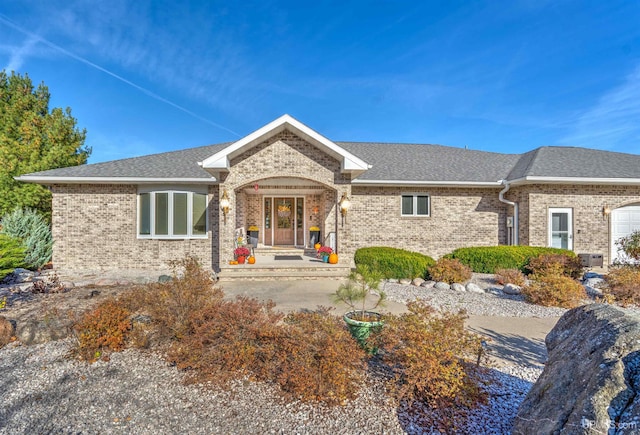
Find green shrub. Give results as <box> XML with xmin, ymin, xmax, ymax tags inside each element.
<box><xmin>427</xmin><ymin>258</ymin><xmax>472</xmax><ymax>283</ymax></box>
<box><xmin>604</xmin><ymin>265</ymin><xmax>640</xmax><ymax>306</ymax></box>
<box><xmin>0</xmin><ymin>208</ymin><xmax>52</xmax><ymax>269</ymax></box>
<box><xmin>0</xmin><ymin>234</ymin><xmax>25</xmax><ymax>280</ymax></box>
<box><xmin>521</xmin><ymin>274</ymin><xmax>586</xmax><ymax>308</ymax></box>
<box><xmin>524</xmin><ymin>253</ymin><xmax>583</xmax><ymax>279</ymax></box>
<box><xmin>445</xmin><ymin>246</ymin><xmax>577</xmax><ymax>274</ymax></box>
<box><xmin>354</xmin><ymin>246</ymin><xmax>435</xmax><ymax>279</ymax></box>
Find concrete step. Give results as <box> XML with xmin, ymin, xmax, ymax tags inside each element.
<box><xmin>252</xmin><ymin>247</ymin><xmax>315</xmax><ymax>257</ymax></box>
<box><xmin>218</xmin><ymin>266</ymin><xmax>350</xmax><ymax>281</ymax></box>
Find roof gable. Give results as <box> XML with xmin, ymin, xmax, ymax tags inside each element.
<box><xmin>199</xmin><ymin>114</ymin><xmax>370</xmax><ymax>176</ymax></box>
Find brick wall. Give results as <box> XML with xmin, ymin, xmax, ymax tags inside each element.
<box><xmin>510</xmin><ymin>184</ymin><xmax>640</xmax><ymax>265</ymax></box>
<box><xmin>50</xmin><ymin>135</ymin><xmax>640</xmax><ymax>273</ymax></box>
<box><xmin>348</xmin><ymin>186</ymin><xmax>508</xmax><ymax>259</ymax></box>
<box><xmin>51</xmin><ymin>184</ymin><xmax>215</xmax><ymax>273</ymax></box>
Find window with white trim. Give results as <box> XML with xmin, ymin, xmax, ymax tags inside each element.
<box><xmin>401</xmin><ymin>194</ymin><xmax>430</xmax><ymax>216</ymax></box>
<box><xmin>138</xmin><ymin>190</ymin><xmax>208</xmax><ymax>238</ymax></box>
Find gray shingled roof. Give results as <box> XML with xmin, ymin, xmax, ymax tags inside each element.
<box><xmin>19</xmin><ymin>136</ymin><xmax>640</xmax><ymax>184</ymax></box>
<box><xmin>338</xmin><ymin>142</ymin><xmax>519</xmax><ymax>183</ymax></box>
<box><xmin>25</xmin><ymin>142</ymin><xmax>230</xmax><ymax>179</ymax></box>
<box><xmin>507</xmin><ymin>146</ymin><xmax>640</xmax><ymax>179</ymax></box>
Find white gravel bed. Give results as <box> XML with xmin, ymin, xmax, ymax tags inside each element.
<box><xmin>381</xmin><ymin>282</ymin><xmax>568</xmax><ymax>318</ymax></box>
<box><xmin>0</xmin><ymin>339</ymin><xmax>540</xmax><ymax>434</ymax></box>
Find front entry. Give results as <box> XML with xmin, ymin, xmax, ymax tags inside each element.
<box><xmin>264</xmin><ymin>197</ymin><xmax>305</xmax><ymax>246</ymax></box>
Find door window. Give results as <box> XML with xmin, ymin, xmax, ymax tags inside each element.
<box><xmin>549</xmin><ymin>208</ymin><xmax>573</xmax><ymax>250</ymax></box>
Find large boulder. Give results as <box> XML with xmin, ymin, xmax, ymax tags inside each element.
<box><xmin>513</xmin><ymin>304</ymin><xmax>640</xmax><ymax>434</ymax></box>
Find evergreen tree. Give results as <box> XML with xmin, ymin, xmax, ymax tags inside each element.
<box><xmin>0</xmin><ymin>70</ymin><xmax>90</xmax><ymax>220</ymax></box>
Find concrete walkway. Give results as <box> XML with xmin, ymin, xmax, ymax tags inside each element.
<box><xmin>220</xmin><ymin>279</ymin><xmax>559</xmax><ymax>368</ymax></box>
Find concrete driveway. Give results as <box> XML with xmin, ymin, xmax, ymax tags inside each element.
<box><xmin>220</xmin><ymin>279</ymin><xmax>558</xmax><ymax>368</ymax></box>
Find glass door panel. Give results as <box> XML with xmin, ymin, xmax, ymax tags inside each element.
<box><xmin>296</xmin><ymin>197</ymin><xmax>304</xmax><ymax>247</ymax></box>
<box><xmin>549</xmin><ymin>208</ymin><xmax>573</xmax><ymax>250</ymax></box>
<box><xmin>264</xmin><ymin>198</ymin><xmax>272</xmax><ymax>245</ymax></box>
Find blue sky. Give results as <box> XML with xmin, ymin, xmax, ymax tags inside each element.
<box><xmin>1</xmin><ymin>1</ymin><xmax>640</xmax><ymax>163</ymax></box>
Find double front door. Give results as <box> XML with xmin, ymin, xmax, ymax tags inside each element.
<box><xmin>264</xmin><ymin>197</ymin><xmax>304</xmax><ymax>246</ymax></box>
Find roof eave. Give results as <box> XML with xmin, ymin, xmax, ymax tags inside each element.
<box><xmin>16</xmin><ymin>176</ymin><xmax>218</xmax><ymax>185</ymax></box>
<box><xmin>508</xmin><ymin>176</ymin><xmax>640</xmax><ymax>186</ymax></box>
<box><xmin>351</xmin><ymin>179</ymin><xmax>503</xmax><ymax>187</ymax></box>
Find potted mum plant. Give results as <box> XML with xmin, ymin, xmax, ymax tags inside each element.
<box><xmin>234</xmin><ymin>246</ymin><xmax>251</xmax><ymax>264</ymax></box>
<box><xmin>333</xmin><ymin>264</ymin><xmax>386</xmax><ymax>351</ymax></box>
<box><xmin>317</xmin><ymin>246</ymin><xmax>333</xmax><ymax>263</ymax></box>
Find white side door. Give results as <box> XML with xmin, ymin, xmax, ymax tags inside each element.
<box><xmin>548</xmin><ymin>208</ymin><xmax>573</xmax><ymax>250</ymax></box>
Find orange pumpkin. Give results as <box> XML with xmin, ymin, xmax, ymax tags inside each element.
<box><xmin>229</xmin><ymin>260</ymin><xmax>238</xmax><ymax>265</ymax></box>
<box><xmin>247</xmin><ymin>256</ymin><xmax>256</xmax><ymax>264</ymax></box>
<box><xmin>328</xmin><ymin>253</ymin><xmax>339</xmax><ymax>264</ymax></box>
<box><xmin>314</xmin><ymin>243</ymin><xmax>322</xmax><ymax>250</ymax></box>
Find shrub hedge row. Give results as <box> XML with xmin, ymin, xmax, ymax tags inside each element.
<box><xmin>444</xmin><ymin>246</ymin><xmax>577</xmax><ymax>274</ymax></box>
<box><xmin>353</xmin><ymin>247</ymin><xmax>435</xmax><ymax>279</ymax></box>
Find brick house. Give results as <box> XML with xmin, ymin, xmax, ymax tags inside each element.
<box><xmin>18</xmin><ymin>115</ymin><xmax>640</xmax><ymax>276</ymax></box>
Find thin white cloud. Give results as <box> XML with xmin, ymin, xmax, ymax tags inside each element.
<box><xmin>3</xmin><ymin>35</ymin><xmax>39</xmax><ymax>72</ymax></box>
<box><xmin>0</xmin><ymin>12</ymin><xmax>241</xmax><ymax>137</ymax></box>
<box><xmin>31</xmin><ymin>1</ymin><xmax>258</xmax><ymax>114</ymax></box>
<box><xmin>560</xmin><ymin>65</ymin><xmax>640</xmax><ymax>151</ymax></box>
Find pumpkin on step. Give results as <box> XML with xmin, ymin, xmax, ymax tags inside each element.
<box><xmin>328</xmin><ymin>253</ymin><xmax>339</xmax><ymax>264</ymax></box>
<box><xmin>247</xmin><ymin>256</ymin><xmax>256</xmax><ymax>264</ymax></box>
<box><xmin>314</xmin><ymin>243</ymin><xmax>322</xmax><ymax>251</ymax></box>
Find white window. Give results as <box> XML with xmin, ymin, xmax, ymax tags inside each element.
<box><xmin>138</xmin><ymin>190</ymin><xmax>208</xmax><ymax>239</ymax></box>
<box><xmin>401</xmin><ymin>194</ymin><xmax>430</xmax><ymax>216</ymax></box>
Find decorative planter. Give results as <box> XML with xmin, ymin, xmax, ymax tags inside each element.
<box><xmin>328</xmin><ymin>253</ymin><xmax>339</xmax><ymax>264</ymax></box>
<box><xmin>247</xmin><ymin>229</ymin><xmax>259</xmax><ymax>248</ymax></box>
<box><xmin>322</xmin><ymin>255</ymin><xmax>329</xmax><ymax>263</ymax></box>
<box><xmin>343</xmin><ymin>311</ymin><xmax>384</xmax><ymax>353</ymax></box>
<box><xmin>310</xmin><ymin>230</ymin><xmax>321</xmax><ymax>247</ymax></box>
<box><xmin>237</xmin><ymin>256</ymin><xmax>246</xmax><ymax>264</ymax></box>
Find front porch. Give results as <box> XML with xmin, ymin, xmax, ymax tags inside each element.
<box><xmin>218</xmin><ymin>246</ymin><xmax>352</xmax><ymax>281</ymax></box>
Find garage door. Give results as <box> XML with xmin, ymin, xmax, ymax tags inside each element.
<box><xmin>611</xmin><ymin>205</ymin><xmax>640</xmax><ymax>264</ymax></box>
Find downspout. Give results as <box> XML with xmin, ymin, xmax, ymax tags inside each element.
<box><xmin>498</xmin><ymin>180</ymin><xmax>519</xmax><ymax>245</ymax></box>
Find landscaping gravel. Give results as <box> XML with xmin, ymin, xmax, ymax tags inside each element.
<box><xmin>0</xmin><ymin>272</ymin><xmax>551</xmax><ymax>433</ymax></box>
<box><xmin>0</xmin><ymin>338</ymin><xmax>541</xmax><ymax>434</ymax></box>
<box><xmin>382</xmin><ymin>281</ymin><xmax>569</xmax><ymax>318</ymax></box>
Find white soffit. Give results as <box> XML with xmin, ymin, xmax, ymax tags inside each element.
<box><xmin>199</xmin><ymin>114</ymin><xmax>371</xmax><ymax>174</ymax></box>
<box><xmin>15</xmin><ymin>176</ymin><xmax>217</xmax><ymax>185</ymax></box>
<box><xmin>508</xmin><ymin>176</ymin><xmax>640</xmax><ymax>185</ymax></box>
